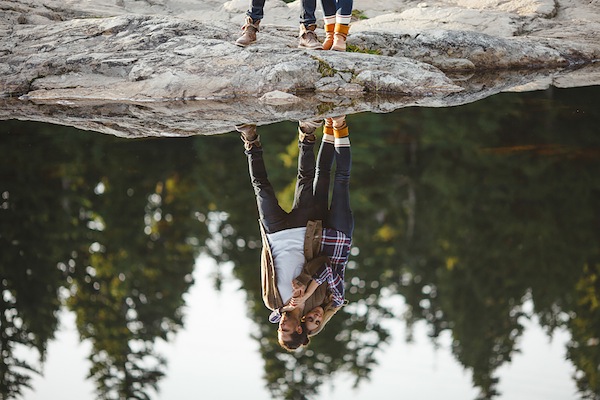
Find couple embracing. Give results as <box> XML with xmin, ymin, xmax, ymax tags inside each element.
<box><xmin>236</xmin><ymin>0</ymin><xmax>354</xmax><ymax>52</ymax></box>
<box><xmin>236</xmin><ymin>116</ymin><xmax>353</xmax><ymax>351</ymax></box>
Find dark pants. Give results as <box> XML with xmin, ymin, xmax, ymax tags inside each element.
<box><xmin>246</xmin><ymin>140</ymin><xmax>353</xmax><ymax>237</ymax></box>
<box><xmin>247</xmin><ymin>0</ymin><xmax>317</xmax><ymax>26</ymax></box>
<box><xmin>321</xmin><ymin>0</ymin><xmax>353</xmax><ymax>17</ymax></box>
<box><xmin>312</xmin><ymin>141</ymin><xmax>353</xmax><ymax>237</ymax></box>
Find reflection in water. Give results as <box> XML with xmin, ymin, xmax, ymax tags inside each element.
<box><xmin>237</xmin><ymin>116</ymin><xmax>353</xmax><ymax>351</ymax></box>
<box><xmin>0</xmin><ymin>132</ymin><xmax>198</xmax><ymax>399</ymax></box>
<box><xmin>1</xmin><ymin>86</ymin><xmax>600</xmax><ymax>400</ymax></box>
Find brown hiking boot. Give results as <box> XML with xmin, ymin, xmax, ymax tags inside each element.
<box><xmin>236</xmin><ymin>124</ymin><xmax>261</xmax><ymax>150</ymax></box>
<box><xmin>298</xmin><ymin>119</ymin><xmax>322</xmax><ymax>143</ymax></box>
<box><xmin>322</xmin><ymin>24</ymin><xmax>335</xmax><ymax>50</ymax></box>
<box><xmin>298</xmin><ymin>24</ymin><xmax>322</xmax><ymax>50</ymax></box>
<box><xmin>236</xmin><ymin>17</ymin><xmax>260</xmax><ymax>47</ymax></box>
<box><xmin>331</xmin><ymin>24</ymin><xmax>349</xmax><ymax>52</ymax></box>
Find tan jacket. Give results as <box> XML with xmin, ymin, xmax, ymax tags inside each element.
<box><xmin>260</xmin><ymin>220</ymin><xmax>328</xmax><ymax>311</ymax></box>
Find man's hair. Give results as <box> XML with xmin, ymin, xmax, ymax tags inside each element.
<box><xmin>279</xmin><ymin>322</ymin><xmax>310</xmax><ymax>352</ymax></box>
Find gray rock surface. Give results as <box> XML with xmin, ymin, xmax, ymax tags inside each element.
<box><xmin>1</xmin><ymin>0</ymin><xmax>599</xmax><ymax>137</ymax></box>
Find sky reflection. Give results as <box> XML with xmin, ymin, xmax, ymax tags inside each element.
<box><xmin>24</xmin><ymin>255</ymin><xmax>576</xmax><ymax>400</ymax></box>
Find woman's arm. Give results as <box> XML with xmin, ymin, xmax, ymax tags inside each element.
<box><xmin>288</xmin><ymin>279</ymin><xmax>320</xmax><ymax>309</ymax></box>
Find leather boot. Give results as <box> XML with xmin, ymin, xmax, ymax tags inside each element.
<box><xmin>236</xmin><ymin>17</ymin><xmax>260</xmax><ymax>47</ymax></box>
<box><xmin>323</xmin><ymin>118</ymin><xmax>334</xmax><ymax>136</ymax></box>
<box><xmin>235</xmin><ymin>124</ymin><xmax>261</xmax><ymax>150</ymax></box>
<box><xmin>322</xmin><ymin>24</ymin><xmax>335</xmax><ymax>50</ymax></box>
<box><xmin>331</xmin><ymin>115</ymin><xmax>347</xmax><ymax>132</ymax></box>
<box><xmin>298</xmin><ymin>119</ymin><xmax>323</xmax><ymax>143</ymax></box>
<box><xmin>298</xmin><ymin>24</ymin><xmax>323</xmax><ymax>50</ymax></box>
<box><xmin>331</xmin><ymin>23</ymin><xmax>350</xmax><ymax>52</ymax></box>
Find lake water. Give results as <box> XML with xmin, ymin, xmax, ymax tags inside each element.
<box><xmin>1</xmin><ymin>84</ymin><xmax>599</xmax><ymax>400</ymax></box>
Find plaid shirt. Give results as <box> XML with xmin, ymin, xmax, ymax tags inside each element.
<box><xmin>314</xmin><ymin>228</ymin><xmax>352</xmax><ymax>308</ymax></box>
<box><xmin>268</xmin><ymin>228</ymin><xmax>351</xmax><ymax>323</ymax></box>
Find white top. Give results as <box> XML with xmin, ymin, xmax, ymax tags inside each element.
<box><xmin>266</xmin><ymin>227</ymin><xmax>307</xmax><ymax>304</ymax></box>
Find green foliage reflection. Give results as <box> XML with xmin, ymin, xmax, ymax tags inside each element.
<box><xmin>1</xmin><ymin>86</ymin><xmax>600</xmax><ymax>400</ymax></box>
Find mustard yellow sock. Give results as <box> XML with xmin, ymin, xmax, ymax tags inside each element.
<box><xmin>333</xmin><ymin>123</ymin><xmax>348</xmax><ymax>138</ymax></box>
<box><xmin>333</xmin><ymin>121</ymin><xmax>350</xmax><ymax>147</ymax></box>
<box><xmin>323</xmin><ymin>118</ymin><xmax>334</xmax><ymax>136</ymax></box>
<box><xmin>321</xmin><ymin>118</ymin><xmax>333</xmax><ymax>144</ymax></box>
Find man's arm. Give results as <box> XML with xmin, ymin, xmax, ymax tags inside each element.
<box><xmin>289</xmin><ymin>279</ymin><xmax>320</xmax><ymax>308</ymax></box>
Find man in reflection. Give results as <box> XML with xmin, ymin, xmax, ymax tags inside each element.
<box><xmin>236</xmin><ymin>116</ymin><xmax>353</xmax><ymax>351</ymax></box>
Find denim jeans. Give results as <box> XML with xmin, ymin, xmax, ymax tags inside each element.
<box><xmin>321</xmin><ymin>0</ymin><xmax>353</xmax><ymax>17</ymax></box>
<box><xmin>246</xmin><ymin>140</ymin><xmax>353</xmax><ymax>237</ymax></box>
<box><xmin>247</xmin><ymin>0</ymin><xmax>317</xmax><ymax>26</ymax></box>
<box><xmin>313</xmin><ymin>142</ymin><xmax>354</xmax><ymax>237</ymax></box>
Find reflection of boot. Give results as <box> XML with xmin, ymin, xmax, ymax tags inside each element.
<box><xmin>236</xmin><ymin>17</ymin><xmax>260</xmax><ymax>47</ymax></box>
<box><xmin>322</xmin><ymin>23</ymin><xmax>335</xmax><ymax>50</ymax></box>
<box><xmin>236</xmin><ymin>124</ymin><xmax>261</xmax><ymax>150</ymax></box>
<box><xmin>331</xmin><ymin>115</ymin><xmax>346</xmax><ymax>131</ymax></box>
<box><xmin>322</xmin><ymin>118</ymin><xmax>335</xmax><ymax>147</ymax></box>
<box><xmin>298</xmin><ymin>24</ymin><xmax>323</xmax><ymax>50</ymax></box>
<box><xmin>331</xmin><ymin>24</ymin><xmax>349</xmax><ymax>52</ymax></box>
<box><xmin>298</xmin><ymin>119</ymin><xmax>323</xmax><ymax>143</ymax></box>
<box><xmin>332</xmin><ymin>115</ymin><xmax>349</xmax><ymax>145</ymax></box>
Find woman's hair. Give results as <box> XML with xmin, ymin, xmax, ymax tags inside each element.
<box><xmin>279</xmin><ymin>322</ymin><xmax>310</xmax><ymax>352</ymax></box>
<box><xmin>301</xmin><ymin>291</ymin><xmax>340</xmax><ymax>337</ymax></box>
<box><xmin>307</xmin><ymin>305</ymin><xmax>342</xmax><ymax>337</ymax></box>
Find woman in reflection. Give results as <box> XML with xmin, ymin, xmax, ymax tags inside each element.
<box><xmin>236</xmin><ymin>115</ymin><xmax>353</xmax><ymax>351</ymax></box>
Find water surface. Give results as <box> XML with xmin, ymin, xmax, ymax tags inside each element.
<box><xmin>1</xmin><ymin>85</ymin><xmax>599</xmax><ymax>400</ymax></box>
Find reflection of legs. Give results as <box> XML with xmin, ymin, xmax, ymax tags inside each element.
<box><xmin>313</xmin><ymin>120</ymin><xmax>335</xmax><ymax>221</ymax></box>
<box><xmin>292</xmin><ymin>141</ymin><xmax>316</xmax><ymax>211</ymax></box>
<box><xmin>327</xmin><ymin>117</ymin><xmax>354</xmax><ymax>237</ymax></box>
<box><xmin>288</xmin><ymin>140</ymin><xmax>317</xmax><ymax>228</ymax></box>
<box><xmin>246</xmin><ymin>146</ymin><xmax>288</xmax><ymax>234</ymax></box>
<box><xmin>328</xmin><ymin>147</ymin><xmax>353</xmax><ymax>236</ymax></box>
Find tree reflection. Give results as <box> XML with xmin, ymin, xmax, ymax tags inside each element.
<box><xmin>1</xmin><ymin>126</ymin><xmax>80</xmax><ymax>398</ymax></box>
<box><xmin>1</xmin><ymin>85</ymin><xmax>600</xmax><ymax>400</ymax></box>
<box><xmin>1</xmin><ymin>124</ymin><xmax>201</xmax><ymax>399</ymax></box>
<box><xmin>359</xmin><ymin>87</ymin><xmax>600</xmax><ymax>399</ymax></box>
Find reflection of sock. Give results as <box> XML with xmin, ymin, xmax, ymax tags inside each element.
<box><xmin>334</xmin><ymin>122</ymin><xmax>350</xmax><ymax>147</ymax></box>
<box><xmin>323</xmin><ymin>118</ymin><xmax>334</xmax><ymax>142</ymax></box>
<box><xmin>334</xmin><ymin>137</ymin><xmax>350</xmax><ymax>147</ymax></box>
